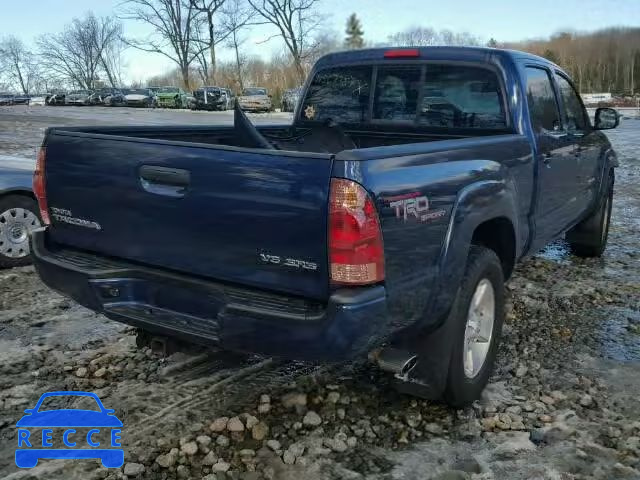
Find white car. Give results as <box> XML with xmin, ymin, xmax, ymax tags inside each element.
<box><xmin>29</xmin><ymin>95</ymin><xmax>49</xmax><ymax>106</ymax></box>
<box><xmin>123</xmin><ymin>88</ymin><xmax>156</xmax><ymax>108</ymax></box>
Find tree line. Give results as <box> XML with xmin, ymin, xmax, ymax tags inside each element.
<box><xmin>1</xmin><ymin>3</ymin><xmax>638</xmax><ymax>100</ymax></box>
<box><xmin>505</xmin><ymin>27</ymin><xmax>640</xmax><ymax>96</ymax></box>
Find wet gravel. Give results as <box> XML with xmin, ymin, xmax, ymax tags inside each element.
<box><xmin>0</xmin><ymin>108</ymin><xmax>638</xmax><ymax>480</ymax></box>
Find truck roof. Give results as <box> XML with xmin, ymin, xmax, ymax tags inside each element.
<box><xmin>313</xmin><ymin>46</ymin><xmax>562</xmax><ymax>72</ymax></box>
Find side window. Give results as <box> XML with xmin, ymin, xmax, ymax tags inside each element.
<box><xmin>372</xmin><ymin>65</ymin><xmax>421</xmax><ymax>121</ymax></box>
<box><xmin>524</xmin><ymin>67</ymin><xmax>561</xmax><ymax>133</ymax></box>
<box><xmin>554</xmin><ymin>73</ymin><xmax>587</xmax><ymax>131</ymax></box>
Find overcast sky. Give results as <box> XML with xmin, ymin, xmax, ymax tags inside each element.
<box><xmin>2</xmin><ymin>0</ymin><xmax>639</xmax><ymax>83</ymax></box>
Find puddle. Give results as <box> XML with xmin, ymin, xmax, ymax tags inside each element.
<box><xmin>597</xmin><ymin>306</ymin><xmax>640</xmax><ymax>363</ymax></box>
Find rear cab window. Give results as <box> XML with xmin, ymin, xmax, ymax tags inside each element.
<box><xmin>300</xmin><ymin>62</ymin><xmax>508</xmax><ymax>130</ymax></box>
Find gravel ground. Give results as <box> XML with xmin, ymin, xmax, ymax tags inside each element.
<box><xmin>0</xmin><ymin>106</ymin><xmax>638</xmax><ymax>480</ymax></box>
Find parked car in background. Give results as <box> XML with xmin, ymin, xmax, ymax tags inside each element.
<box><xmin>123</xmin><ymin>88</ymin><xmax>156</xmax><ymax>107</ymax></box>
<box><xmin>155</xmin><ymin>86</ymin><xmax>188</xmax><ymax>108</ymax></box>
<box><xmin>66</xmin><ymin>90</ymin><xmax>93</xmax><ymax>106</ymax></box>
<box><xmin>90</xmin><ymin>88</ymin><xmax>126</xmax><ymax>106</ymax></box>
<box><xmin>0</xmin><ymin>154</ymin><xmax>39</xmax><ymax>268</ymax></box>
<box><xmin>281</xmin><ymin>87</ymin><xmax>302</xmax><ymax>112</ymax></box>
<box><xmin>31</xmin><ymin>46</ymin><xmax>620</xmax><ymax>407</ymax></box>
<box><xmin>12</xmin><ymin>94</ymin><xmax>31</xmax><ymax>105</ymax></box>
<box><xmin>185</xmin><ymin>92</ymin><xmax>196</xmax><ymax>110</ymax></box>
<box><xmin>192</xmin><ymin>86</ymin><xmax>227</xmax><ymax>111</ymax></box>
<box><xmin>0</xmin><ymin>93</ymin><xmax>14</xmax><ymax>106</ymax></box>
<box><xmin>222</xmin><ymin>88</ymin><xmax>235</xmax><ymax>110</ymax></box>
<box><xmin>238</xmin><ymin>87</ymin><xmax>272</xmax><ymax>112</ymax></box>
<box><xmin>47</xmin><ymin>91</ymin><xmax>66</xmax><ymax>106</ymax></box>
<box><xmin>29</xmin><ymin>94</ymin><xmax>51</xmax><ymax>106</ymax></box>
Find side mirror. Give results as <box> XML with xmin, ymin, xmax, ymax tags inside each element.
<box><xmin>23</xmin><ymin>408</ymin><xmax>34</xmax><ymax>414</ymax></box>
<box><xmin>105</xmin><ymin>408</ymin><xmax>115</xmax><ymax>415</ymax></box>
<box><xmin>594</xmin><ymin>107</ymin><xmax>619</xmax><ymax>130</ymax></box>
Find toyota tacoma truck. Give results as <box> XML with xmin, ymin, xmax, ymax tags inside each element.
<box><xmin>30</xmin><ymin>47</ymin><xmax>619</xmax><ymax>405</ymax></box>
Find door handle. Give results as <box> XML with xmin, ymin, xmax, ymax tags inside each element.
<box><xmin>542</xmin><ymin>152</ymin><xmax>553</xmax><ymax>165</ymax></box>
<box><xmin>139</xmin><ymin>166</ymin><xmax>190</xmax><ymax>197</ymax></box>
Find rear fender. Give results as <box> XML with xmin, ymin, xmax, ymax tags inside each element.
<box><xmin>400</xmin><ymin>175</ymin><xmax>519</xmax><ymax>397</ymax></box>
<box><xmin>430</xmin><ymin>176</ymin><xmax>519</xmax><ymax>324</ymax></box>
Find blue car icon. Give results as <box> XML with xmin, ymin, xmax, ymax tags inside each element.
<box><xmin>15</xmin><ymin>391</ymin><xmax>123</xmax><ymax>468</ymax></box>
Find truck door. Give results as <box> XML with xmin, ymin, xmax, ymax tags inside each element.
<box><xmin>553</xmin><ymin>72</ymin><xmax>601</xmax><ymax>219</ymax></box>
<box><xmin>524</xmin><ymin>66</ymin><xmax>580</xmax><ymax>245</ymax></box>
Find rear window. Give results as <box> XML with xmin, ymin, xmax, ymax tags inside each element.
<box><xmin>301</xmin><ymin>63</ymin><xmax>507</xmax><ymax>129</ymax></box>
<box><xmin>300</xmin><ymin>66</ymin><xmax>371</xmax><ymax>123</ymax></box>
<box><xmin>419</xmin><ymin>65</ymin><xmax>506</xmax><ymax>128</ymax></box>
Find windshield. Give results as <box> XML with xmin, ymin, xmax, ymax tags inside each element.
<box><xmin>128</xmin><ymin>89</ymin><xmax>149</xmax><ymax>95</ymax></box>
<box><xmin>159</xmin><ymin>87</ymin><xmax>179</xmax><ymax>93</ymax></box>
<box><xmin>37</xmin><ymin>395</ymin><xmax>101</xmax><ymax>412</ymax></box>
<box><xmin>243</xmin><ymin>88</ymin><xmax>267</xmax><ymax>96</ymax></box>
<box><xmin>70</xmin><ymin>90</ymin><xmax>90</xmax><ymax>95</ymax></box>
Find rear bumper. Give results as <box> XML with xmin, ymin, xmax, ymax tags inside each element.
<box><xmin>31</xmin><ymin>229</ymin><xmax>388</xmax><ymax>360</ymax></box>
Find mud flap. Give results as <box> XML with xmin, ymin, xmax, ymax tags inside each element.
<box><xmin>391</xmin><ymin>297</ymin><xmax>460</xmax><ymax>400</ymax></box>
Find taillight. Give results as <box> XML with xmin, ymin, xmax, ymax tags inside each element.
<box><xmin>33</xmin><ymin>147</ymin><xmax>50</xmax><ymax>225</ymax></box>
<box><xmin>328</xmin><ymin>178</ymin><xmax>384</xmax><ymax>285</ymax></box>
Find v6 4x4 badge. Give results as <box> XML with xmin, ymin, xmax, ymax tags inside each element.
<box><xmin>385</xmin><ymin>192</ymin><xmax>446</xmax><ymax>223</ymax></box>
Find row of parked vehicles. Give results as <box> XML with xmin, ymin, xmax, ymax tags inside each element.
<box><xmin>0</xmin><ymin>85</ymin><xmax>303</xmax><ymax>112</ymax></box>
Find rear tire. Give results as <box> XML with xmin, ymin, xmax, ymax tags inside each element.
<box><xmin>0</xmin><ymin>195</ymin><xmax>41</xmax><ymax>268</ymax></box>
<box><xmin>443</xmin><ymin>246</ymin><xmax>505</xmax><ymax>407</ymax></box>
<box><xmin>566</xmin><ymin>175</ymin><xmax>613</xmax><ymax>258</ymax></box>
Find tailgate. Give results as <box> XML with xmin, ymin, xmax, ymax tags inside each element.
<box><xmin>44</xmin><ymin>132</ymin><xmax>333</xmax><ymax>300</ymax></box>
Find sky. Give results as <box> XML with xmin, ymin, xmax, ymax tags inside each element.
<box><xmin>1</xmin><ymin>0</ymin><xmax>638</xmax><ymax>83</ymax></box>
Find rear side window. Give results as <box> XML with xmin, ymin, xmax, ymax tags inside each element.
<box><xmin>525</xmin><ymin>67</ymin><xmax>561</xmax><ymax>133</ymax></box>
<box><xmin>301</xmin><ymin>66</ymin><xmax>371</xmax><ymax>124</ymax></box>
<box><xmin>554</xmin><ymin>73</ymin><xmax>588</xmax><ymax>131</ymax></box>
<box><xmin>418</xmin><ymin>65</ymin><xmax>506</xmax><ymax>129</ymax></box>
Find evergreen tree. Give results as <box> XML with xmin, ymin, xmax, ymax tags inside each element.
<box><xmin>487</xmin><ymin>38</ymin><xmax>498</xmax><ymax>48</ymax></box>
<box><xmin>345</xmin><ymin>13</ymin><xmax>364</xmax><ymax>49</ymax></box>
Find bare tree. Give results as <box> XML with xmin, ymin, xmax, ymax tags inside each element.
<box><xmin>120</xmin><ymin>0</ymin><xmax>204</xmax><ymax>89</ymax></box>
<box><xmin>220</xmin><ymin>0</ymin><xmax>255</xmax><ymax>90</ymax></box>
<box><xmin>188</xmin><ymin>0</ymin><xmax>232</xmax><ymax>84</ymax></box>
<box><xmin>37</xmin><ymin>13</ymin><xmax>123</xmax><ymax>89</ymax></box>
<box><xmin>0</xmin><ymin>36</ymin><xmax>39</xmax><ymax>94</ymax></box>
<box><xmin>247</xmin><ymin>0</ymin><xmax>323</xmax><ymax>82</ymax></box>
<box><xmin>99</xmin><ymin>20</ymin><xmax>126</xmax><ymax>87</ymax></box>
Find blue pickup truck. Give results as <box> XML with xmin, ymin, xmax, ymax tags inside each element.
<box><xmin>31</xmin><ymin>47</ymin><xmax>619</xmax><ymax>405</ymax></box>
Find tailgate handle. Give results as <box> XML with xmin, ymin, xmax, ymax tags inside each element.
<box><xmin>139</xmin><ymin>166</ymin><xmax>190</xmax><ymax>197</ymax></box>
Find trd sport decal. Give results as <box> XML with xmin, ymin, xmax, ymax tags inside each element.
<box><xmin>384</xmin><ymin>192</ymin><xmax>447</xmax><ymax>223</ymax></box>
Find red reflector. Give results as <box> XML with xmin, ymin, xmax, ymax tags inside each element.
<box><xmin>384</xmin><ymin>49</ymin><xmax>420</xmax><ymax>58</ymax></box>
<box><xmin>33</xmin><ymin>147</ymin><xmax>50</xmax><ymax>225</ymax></box>
<box><xmin>328</xmin><ymin>178</ymin><xmax>384</xmax><ymax>286</ymax></box>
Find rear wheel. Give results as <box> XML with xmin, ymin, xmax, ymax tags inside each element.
<box><xmin>566</xmin><ymin>175</ymin><xmax>613</xmax><ymax>257</ymax></box>
<box><xmin>0</xmin><ymin>196</ymin><xmax>41</xmax><ymax>268</ymax></box>
<box><xmin>443</xmin><ymin>246</ymin><xmax>505</xmax><ymax>407</ymax></box>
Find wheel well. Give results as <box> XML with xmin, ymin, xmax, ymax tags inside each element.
<box><xmin>0</xmin><ymin>190</ymin><xmax>36</xmax><ymax>202</ymax></box>
<box><xmin>471</xmin><ymin>217</ymin><xmax>516</xmax><ymax>279</ymax></box>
